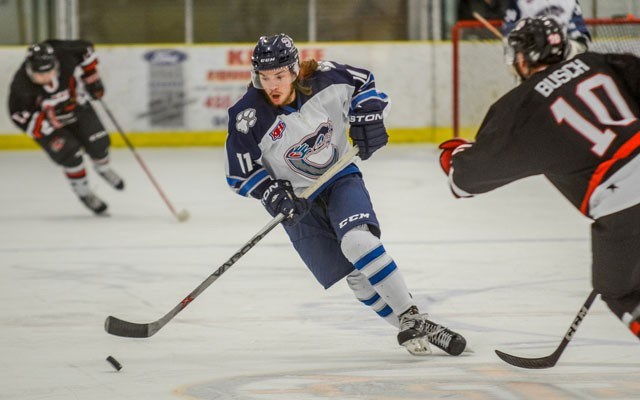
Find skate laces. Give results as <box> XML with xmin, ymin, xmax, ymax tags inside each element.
<box><xmin>398</xmin><ymin>308</ymin><xmax>466</xmax><ymax>356</ymax></box>
<box><xmin>401</xmin><ymin>313</ymin><xmax>452</xmax><ymax>348</ymax></box>
<box><xmin>400</xmin><ymin>312</ymin><xmax>424</xmax><ymax>332</ymax></box>
<box><xmin>426</xmin><ymin>324</ymin><xmax>452</xmax><ymax>349</ymax></box>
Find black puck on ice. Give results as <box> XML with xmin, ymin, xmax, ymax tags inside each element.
<box><xmin>106</xmin><ymin>355</ymin><xmax>122</xmax><ymax>371</ymax></box>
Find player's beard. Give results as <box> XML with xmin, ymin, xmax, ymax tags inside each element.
<box><xmin>266</xmin><ymin>85</ymin><xmax>296</xmax><ymax>107</ymax></box>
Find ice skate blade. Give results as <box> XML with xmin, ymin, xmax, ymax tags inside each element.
<box><xmin>402</xmin><ymin>338</ymin><xmax>432</xmax><ymax>356</ymax></box>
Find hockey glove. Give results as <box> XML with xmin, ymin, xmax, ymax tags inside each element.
<box><xmin>82</xmin><ymin>60</ymin><xmax>104</xmax><ymax>100</ymax></box>
<box><xmin>82</xmin><ymin>58</ymin><xmax>105</xmax><ymax>100</ymax></box>
<box><xmin>348</xmin><ymin>111</ymin><xmax>388</xmax><ymax>160</ymax></box>
<box><xmin>438</xmin><ymin>138</ymin><xmax>471</xmax><ymax>175</ymax></box>
<box><xmin>83</xmin><ymin>75</ymin><xmax>105</xmax><ymax>99</ymax></box>
<box><xmin>261</xmin><ymin>179</ymin><xmax>309</xmax><ymax>226</ymax></box>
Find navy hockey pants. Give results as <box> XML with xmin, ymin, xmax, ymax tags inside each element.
<box><xmin>282</xmin><ymin>173</ymin><xmax>381</xmax><ymax>289</ymax></box>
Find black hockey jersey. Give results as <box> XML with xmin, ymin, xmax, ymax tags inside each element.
<box><xmin>449</xmin><ymin>52</ymin><xmax>640</xmax><ymax>219</ymax></box>
<box><xmin>8</xmin><ymin>39</ymin><xmax>98</xmax><ymax>138</ymax></box>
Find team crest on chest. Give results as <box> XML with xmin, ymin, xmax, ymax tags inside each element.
<box><xmin>285</xmin><ymin>121</ymin><xmax>338</xmax><ymax>178</ymax></box>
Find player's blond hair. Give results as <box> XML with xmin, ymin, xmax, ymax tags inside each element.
<box><xmin>295</xmin><ymin>59</ymin><xmax>318</xmax><ymax>96</ymax></box>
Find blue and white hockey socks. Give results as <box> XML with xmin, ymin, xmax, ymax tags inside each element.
<box><xmin>341</xmin><ymin>224</ymin><xmax>415</xmax><ymax>326</ymax></box>
<box><xmin>346</xmin><ymin>270</ymin><xmax>399</xmax><ymax>327</ymax></box>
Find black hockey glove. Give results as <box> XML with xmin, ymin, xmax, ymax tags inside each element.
<box><xmin>84</xmin><ymin>76</ymin><xmax>105</xmax><ymax>100</ymax></box>
<box><xmin>82</xmin><ymin>58</ymin><xmax>105</xmax><ymax>100</ymax></box>
<box><xmin>348</xmin><ymin>111</ymin><xmax>388</xmax><ymax>160</ymax></box>
<box><xmin>261</xmin><ymin>179</ymin><xmax>309</xmax><ymax>226</ymax></box>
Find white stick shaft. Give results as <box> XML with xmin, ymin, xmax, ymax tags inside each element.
<box><xmin>301</xmin><ymin>145</ymin><xmax>359</xmax><ymax>199</ymax></box>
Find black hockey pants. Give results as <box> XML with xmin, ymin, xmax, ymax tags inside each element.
<box><xmin>592</xmin><ymin>201</ymin><xmax>640</xmax><ymax>323</ymax></box>
<box><xmin>36</xmin><ymin>103</ymin><xmax>110</xmax><ymax>168</ymax></box>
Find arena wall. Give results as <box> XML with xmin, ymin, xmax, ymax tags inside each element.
<box><xmin>0</xmin><ymin>42</ymin><xmax>469</xmax><ymax>149</ymax></box>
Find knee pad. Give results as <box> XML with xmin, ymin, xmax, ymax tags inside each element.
<box><xmin>85</xmin><ymin>130</ymin><xmax>110</xmax><ymax>159</ymax></box>
<box><xmin>340</xmin><ymin>224</ymin><xmax>380</xmax><ymax>262</ymax></box>
<box><xmin>60</xmin><ymin>149</ymin><xmax>84</xmax><ymax>168</ymax></box>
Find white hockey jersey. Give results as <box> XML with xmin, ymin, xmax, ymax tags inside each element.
<box><xmin>504</xmin><ymin>0</ymin><xmax>591</xmax><ymax>42</ymax></box>
<box><xmin>224</xmin><ymin>61</ymin><xmax>389</xmax><ymax>199</ymax></box>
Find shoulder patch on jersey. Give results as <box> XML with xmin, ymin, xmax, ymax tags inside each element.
<box><xmin>235</xmin><ymin>108</ymin><xmax>257</xmax><ymax>134</ymax></box>
<box><xmin>269</xmin><ymin>120</ymin><xmax>286</xmax><ymax>141</ymax></box>
<box><xmin>316</xmin><ymin>61</ymin><xmax>335</xmax><ymax>72</ymax></box>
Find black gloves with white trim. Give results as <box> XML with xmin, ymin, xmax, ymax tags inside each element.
<box><xmin>261</xmin><ymin>179</ymin><xmax>309</xmax><ymax>226</ymax></box>
<box><xmin>348</xmin><ymin>111</ymin><xmax>388</xmax><ymax>160</ymax></box>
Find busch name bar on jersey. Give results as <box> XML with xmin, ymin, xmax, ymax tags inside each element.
<box><xmin>535</xmin><ymin>59</ymin><xmax>590</xmax><ymax>97</ymax></box>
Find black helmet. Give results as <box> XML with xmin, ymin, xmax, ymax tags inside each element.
<box><xmin>250</xmin><ymin>33</ymin><xmax>299</xmax><ymax>89</ymax></box>
<box><xmin>507</xmin><ymin>17</ymin><xmax>566</xmax><ymax>68</ymax></box>
<box><xmin>26</xmin><ymin>42</ymin><xmax>58</xmax><ymax>74</ymax></box>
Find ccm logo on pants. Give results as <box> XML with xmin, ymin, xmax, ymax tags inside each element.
<box><xmin>339</xmin><ymin>213</ymin><xmax>370</xmax><ymax>229</ymax></box>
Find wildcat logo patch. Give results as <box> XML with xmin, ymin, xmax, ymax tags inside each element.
<box><xmin>235</xmin><ymin>108</ymin><xmax>257</xmax><ymax>134</ymax></box>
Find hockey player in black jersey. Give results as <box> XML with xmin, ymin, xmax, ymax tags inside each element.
<box><xmin>225</xmin><ymin>34</ymin><xmax>467</xmax><ymax>356</ymax></box>
<box><xmin>440</xmin><ymin>17</ymin><xmax>640</xmax><ymax>341</ymax></box>
<box><xmin>8</xmin><ymin>40</ymin><xmax>124</xmax><ymax>215</ymax></box>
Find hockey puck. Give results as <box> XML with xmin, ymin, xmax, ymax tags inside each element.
<box><xmin>106</xmin><ymin>355</ymin><xmax>122</xmax><ymax>371</ymax></box>
<box><xmin>177</xmin><ymin>209</ymin><xmax>190</xmax><ymax>222</ymax></box>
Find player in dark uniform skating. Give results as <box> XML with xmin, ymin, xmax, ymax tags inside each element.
<box><xmin>8</xmin><ymin>40</ymin><xmax>124</xmax><ymax>215</ymax></box>
<box><xmin>440</xmin><ymin>17</ymin><xmax>640</xmax><ymax>340</ymax></box>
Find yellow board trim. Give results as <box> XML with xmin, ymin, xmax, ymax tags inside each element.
<box><xmin>0</xmin><ymin>127</ymin><xmax>474</xmax><ymax>150</ymax></box>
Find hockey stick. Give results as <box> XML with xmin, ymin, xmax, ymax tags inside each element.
<box><xmin>472</xmin><ymin>12</ymin><xmax>503</xmax><ymax>40</ymax></box>
<box><xmin>495</xmin><ymin>290</ymin><xmax>598</xmax><ymax>369</ymax></box>
<box><xmin>105</xmin><ymin>145</ymin><xmax>360</xmax><ymax>338</ymax></box>
<box><xmin>97</xmin><ymin>99</ymin><xmax>190</xmax><ymax>222</ymax></box>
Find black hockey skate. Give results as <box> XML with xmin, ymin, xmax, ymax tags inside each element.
<box><xmin>397</xmin><ymin>306</ymin><xmax>466</xmax><ymax>356</ymax></box>
<box><xmin>97</xmin><ymin>168</ymin><xmax>124</xmax><ymax>190</ymax></box>
<box><xmin>79</xmin><ymin>193</ymin><xmax>108</xmax><ymax>214</ymax></box>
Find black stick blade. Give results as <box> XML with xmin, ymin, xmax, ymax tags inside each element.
<box><xmin>105</xmin><ymin>316</ymin><xmax>152</xmax><ymax>338</ymax></box>
<box><xmin>495</xmin><ymin>349</ymin><xmax>558</xmax><ymax>369</ymax></box>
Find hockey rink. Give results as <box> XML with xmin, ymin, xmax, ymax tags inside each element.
<box><xmin>1</xmin><ymin>144</ymin><xmax>639</xmax><ymax>400</ymax></box>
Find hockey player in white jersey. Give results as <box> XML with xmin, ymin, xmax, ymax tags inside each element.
<box><xmin>503</xmin><ymin>0</ymin><xmax>591</xmax><ymax>58</ymax></box>
<box><xmin>224</xmin><ymin>34</ymin><xmax>467</xmax><ymax>356</ymax></box>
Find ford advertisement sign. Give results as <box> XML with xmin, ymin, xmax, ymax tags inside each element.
<box><xmin>143</xmin><ymin>49</ymin><xmax>188</xmax><ymax>65</ymax></box>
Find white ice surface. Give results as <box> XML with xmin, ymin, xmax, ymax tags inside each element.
<box><xmin>1</xmin><ymin>145</ymin><xmax>639</xmax><ymax>400</ymax></box>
